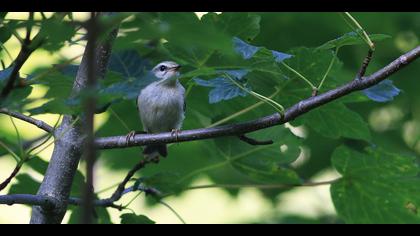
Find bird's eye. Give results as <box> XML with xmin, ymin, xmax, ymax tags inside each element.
<box><xmin>159</xmin><ymin>65</ymin><xmax>166</xmax><ymax>71</ymax></box>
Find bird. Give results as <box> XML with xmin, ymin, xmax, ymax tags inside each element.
<box><xmin>128</xmin><ymin>61</ymin><xmax>185</xmax><ymax>162</ymax></box>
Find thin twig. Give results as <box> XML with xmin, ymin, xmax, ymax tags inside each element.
<box><xmin>0</xmin><ymin>163</ymin><xmax>22</xmax><ymax>192</ymax></box>
<box><xmin>0</xmin><ymin>109</ymin><xmax>54</xmax><ymax>133</ymax></box>
<box><xmin>356</xmin><ymin>49</ymin><xmax>374</xmax><ymax>79</ymax></box>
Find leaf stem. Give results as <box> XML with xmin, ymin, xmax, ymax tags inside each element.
<box><xmin>158</xmin><ymin>200</ymin><xmax>186</xmax><ymax>224</ymax></box>
<box><xmin>163</xmin><ymin>178</ymin><xmax>340</xmax><ymax>198</ymax></box>
<box><xmin>341</xmin><ymin>12</ymin><xmax>375</xmax><ymax>50</ymax></box>
<box><xmin>223</xmin><ymin>72</ymin><xmax>284</xmax><ymax>115</ymax></box>
<box><xmin>9</xmin><ymin>116</ymin><xmax>23</xmax><ymax>157</ymax></box>
<box><xmin>208</xmin><ymin>87</ymin><xmax>281</xmax><ymax>128</ymax></box>
<box><xmin>109</xmin><ymin>108</ymin><xmax>131</xmax><ymax>133</ymax></box>
<box><xmin>0</xmin><ymin>140</ymin><xmax>20</xmax><ymax>162</ymax></box>
<box><xmin>318</xmin><ymin>47</ymin><xmax>339</xmax><ymax>91</ymax></box>
<box><xmin>280</xmin><ymin>61</ymin><xmax>317</xmax><ymax>90</ymax></box>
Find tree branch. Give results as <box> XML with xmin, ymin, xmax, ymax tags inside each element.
<box><xmin>0</xmin><ymin>109</ymin><xmax>54</xmax><ymax>133</ymax></box>
<box><xmin>96</xmin><ymin>46</ymin><xmax>420</xmax><ymax>149</ymax></box>
<box><xmin>0</xmin><ymin>164</ymin><xmax>22</xmax><ymax>192</ymax></box>
<box><xmin>30</xmin><ymin>14</ymin><xmax>119</xmax><ymax>224</ymax></box>
<box><xmin>0</xmin><ymin>12</ymin><xmax>48</xmax><ymax>102</ymax></box>
<box><xmin>0</xmin><ymin>194</ymin><xmax>55</xmax><ymax>208</ymax></box>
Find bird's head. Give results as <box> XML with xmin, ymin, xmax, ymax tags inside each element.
<box><xmin>152</xmin><ymin>61</ymin><xmax>181</xmax><ymax>81</ymax></box>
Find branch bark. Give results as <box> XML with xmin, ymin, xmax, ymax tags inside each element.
<box><xmin>96</xmin><ymin>46</ymin><xmax>420</xmax><ymax>149</ymax></box>
<box><xmin>29</xmin><ymin>16</ymin><xmax>119</xmax><ymax>224</ymax></box>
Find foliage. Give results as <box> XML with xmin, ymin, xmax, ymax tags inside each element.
<box><xmin>1</xmin><ymin>12</ymin><xmax>419</xmax><ymax>224</ymax></box>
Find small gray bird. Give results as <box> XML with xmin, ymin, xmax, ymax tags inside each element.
<box><xmin>134</xmin><ymin>61</ymin><xmax>185</xmax><ymax>161</ymax></box>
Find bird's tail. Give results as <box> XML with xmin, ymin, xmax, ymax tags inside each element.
<box><xmin>143</xmin><ymin>144</ymin><xmax>167</xmax><ymax>161</ymax></box>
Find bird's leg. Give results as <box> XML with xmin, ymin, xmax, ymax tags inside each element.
<box><xmin>171</xmin><ymin>129</ymin><xmax>181</xmax><ymax>142</ymax></box>
<box><xmin>125</xmin><ymin>131</ymin><xmax>147</xmax><ymax>145</ymax></box>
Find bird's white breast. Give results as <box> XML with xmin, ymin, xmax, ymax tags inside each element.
<box><xmin>137</xmin><ymin>81</ymin><xmax>185</xmax><ymax>133</ymax></box>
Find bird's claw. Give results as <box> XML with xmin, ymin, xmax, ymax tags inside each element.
<box><xmin>171</xmin><ymin>129</ymin><xmax>181</xmax><ymax>142</ymax></box>
<box><xmin>125</xmin><ymin>131</ymin><xmax>147</xmax><ymax>145</ymax></box>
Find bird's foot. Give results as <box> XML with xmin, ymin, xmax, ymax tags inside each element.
<box><xmin>125</xmin><ymin>131</ymin><xmax>147</xmax><ymax>145</ymax></box>
<box><xmin>171</xmin><ymin>129</ymin><xmax>181</xmax><ymax>142</ymax></box>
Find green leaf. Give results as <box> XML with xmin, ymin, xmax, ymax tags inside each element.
<box><xmin>8</xmin><ymin>174</ymin><xmax>40</xmax><ymax>195</ymax></box>
<box><xmin>215</xmin><ymin>126</ymin><xmax>302</xmax><ymax>184</ymax></box>
<box><xmin>294</xmin><ymin>102</ymin><xmax>371</xmax><ymax>142</ymax></box>
<box><xmin>68</xmin><ymin>206</ymin><xmax>113</xmax><ymax>224</ymax></box>
<box><xmin>120</xmin><ymin>213</ymin><xmax>155</xmax><ymax>224</ymax></box>
<box><xmin>331</xmin><ymin>146</ymin><xmax>420</xmax><ymax>223</ymax></box>
<box><xmin>141</xmin><ymin>172</ymin><xmax>183</xmax><ymax>196</ymax></box>
<box><xmin>0</xmin><ymin>136</ymin><xmax>20</xmax><ymax>157</ymax></box>
<box><xmin>281</xmin><ymin>47</ymin><xmax>344</xmax><ymax>89</ymax></box>
<box><xmin>34</xmin><ymin>14</ymin><xmax>77</xmax><ymax>52</ymax></box>
<box><xmin>317</xmin><ymin>31</ymin><xmax>391</xmax><ymax>50</ymax></box>
<box><xmin>26</xmin><ymin>157</ymin><xmax>49</xmax><ymax>174</ymax></box>
<box><xmin>201</xmin><ymin>12</ymin><xmax>261</xmax><ymax>40</ymax></box>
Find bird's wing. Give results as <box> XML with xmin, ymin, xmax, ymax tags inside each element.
<box><xmin>183</xmin><ymin>99</ymin><xmax>186</xmax><ymax>114</ymax></box>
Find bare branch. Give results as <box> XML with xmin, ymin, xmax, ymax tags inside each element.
<box><xmin>0</xmin><ymin>109</ymin><xmax>54</xmax><ymax>133</ymax></box>
<box><xmin>96</xmin><ymin>46</ymin><xmax>420</xmax><ymax>149</ymax></box>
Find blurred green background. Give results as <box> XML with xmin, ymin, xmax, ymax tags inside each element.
<box><xmin>0</xmin><ymin>12</ymin><xmax>419</xmax><ymax>224</ymax></box>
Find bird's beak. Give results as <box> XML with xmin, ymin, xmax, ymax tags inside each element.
<box><xmin>171</xmin><ymin>65</ymin><xmax>181</xmax><ymax>72</ymax></box>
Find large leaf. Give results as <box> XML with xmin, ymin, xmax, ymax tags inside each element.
<box><xmin>68</xmin><ymin>206</ymin><xmax>113</xmax><ymax>224</ymax></box>
<box><xmin>331</xmin><ymin>146</ymin><xmax>420</xmax><ymax>223</ymax></box>
<box><xmin>201</xmin><ymin>12</ymin><xmax>261</xmax><ymax>41</ymax></box>
<box><xmin>294</xmin><ymin>102</ymin><xmax>371</xmax><ymax>142</ymax></box>
<box><xmin>281</xmin><ymin>47</ymin><xmax>344</xmax><ymax>91</ymax></box>
<box><xmin>139</xmin><ymin>172</ymin><xmax>183</xmax><ymax>196</ymax></box>
<box><xmin>214</xmin><ymin>126</ymin><xmax>302</xmax><ymax>184</ymax></box>
<box><xmin>8</xmin><ymin>174</ymin><xmax>40</xmax><ymax>195</ymax></box>
<box><xmin>34</xmin><ymin>14</ymin><xmax>77</xmax><ymax>52</ymax></box>
<box><xmin>317</xmin><ymin>31</ymin><xmax>391</xmax><ymax>50</ymax></box>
